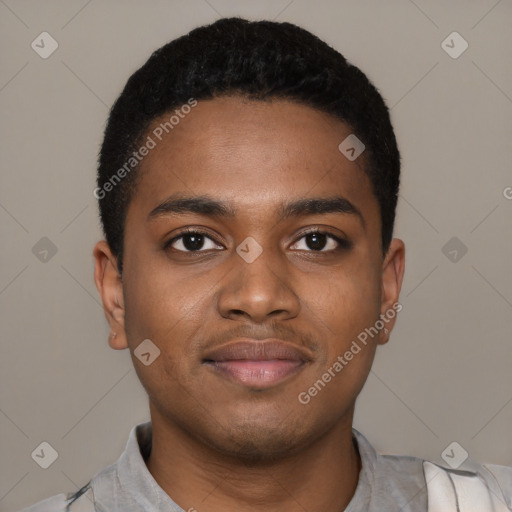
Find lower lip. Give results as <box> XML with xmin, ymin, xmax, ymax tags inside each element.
<box><xmin>205</xmin><ymin>359</ymin><xmax>305</xmax><ymax>388</ymax></box>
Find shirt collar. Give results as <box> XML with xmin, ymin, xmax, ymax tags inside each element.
<box><xmin>116</xmin><ymin>421</ymin><xmax>181</xmax><ymax>510</ymax></box>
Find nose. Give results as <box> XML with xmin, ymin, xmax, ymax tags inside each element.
<box><xmin>216</xmin><ymin>244</ymin><xmax>301</xmax><ymax>323</ymax></box>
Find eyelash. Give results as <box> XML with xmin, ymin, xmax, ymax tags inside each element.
<box><xmin>164</xmin><ymin>227</ymin><xmax>351</xmax><ymax>254</ymax></box>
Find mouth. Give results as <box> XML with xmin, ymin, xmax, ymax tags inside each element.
<box><xmin>202</xmin><ymin>339</ymin><xmax>312</xmax><ymax>389</ymax></box>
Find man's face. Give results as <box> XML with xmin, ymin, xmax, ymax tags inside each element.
<box><xmin>97</xmin><ymin>96</ymin><xmax>403</xmax><ymax>460</ymax></box>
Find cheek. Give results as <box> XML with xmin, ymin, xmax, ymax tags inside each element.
<box><xmin>298</xmin><ymin>278</ymin><xmax>380</xmax><ymax>412</ymax></box>
<box><xmin>122</xmin><ymin>266</ymin><xmax>204</xmax><ymax>399</ymax></box>
<box><xmin>124</xmin><ymin>242</ymin><xmax>207</xmax><ymax>330</ymax></box>
<box><xmin>122</xmin><ymin>256</ymin><xmax>216</xmax><ymax>385</ymax></box>
<box><xmin>308</xmin><ymin>264</ymin><xmax>381</xmax><ymax>341</ymax></box>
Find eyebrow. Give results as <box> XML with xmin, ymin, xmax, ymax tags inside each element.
<box><xmin>147</xmin><ymin>194</ymin><xmax>365</xmax><ymax>228</ymax></box>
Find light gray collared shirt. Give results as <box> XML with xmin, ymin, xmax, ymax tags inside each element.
<box><xmin>19</xmin><ymin>421</ymin><xmax>512</xmax><ymax>512</ymax></box>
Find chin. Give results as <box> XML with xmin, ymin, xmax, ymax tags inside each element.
<box><xmin>203</xmin><ymin>420</ymin><xmax>311</xmax><ymax>464</ymax></box>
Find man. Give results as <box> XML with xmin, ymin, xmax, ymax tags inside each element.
<box><xmin>21</xmin><ymin>17</ymin><xmax>511</xmax><ymax>512</ymax></box>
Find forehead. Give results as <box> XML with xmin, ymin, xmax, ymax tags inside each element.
<box><xmin>128</xmin><ymin>96</ymin><xmax>378</xmax><ymax>225</ymax></box>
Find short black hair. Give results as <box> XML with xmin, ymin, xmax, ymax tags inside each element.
<box><xmin>97</xmin><ymin>17</ymin><xmax>400</xmax><ymax>275</ymax></box>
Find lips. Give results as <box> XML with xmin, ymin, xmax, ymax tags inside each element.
<box><xmin>202</xmin><ymin>338</ymin><xmax>312</xmax><ymax>389</ymax></box>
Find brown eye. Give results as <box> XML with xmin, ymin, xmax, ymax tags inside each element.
<box><xmin>165</xmin><ymin>230</ymin><xmax>223</xmax><ymax>253</ymax></box>
<box><xmin>290</xmin><ymin>229</ymin><xmax>351</xmax><ymax>252</ymax></box>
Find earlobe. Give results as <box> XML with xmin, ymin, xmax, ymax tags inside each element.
<box><xmin>378</xmin><ymin>326</ymin><xmax>390</xmax><ymax>345</ymax></box>
<box><xmin>108</xmin><ymin>330</ymin><xmax>127</xmax><ymax>350</ymax></box>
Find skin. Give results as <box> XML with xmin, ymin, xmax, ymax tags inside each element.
<box><xmin>93</xmin><ymin>95</ymin><xmax>405</xmax><ymax>512</ymax></box>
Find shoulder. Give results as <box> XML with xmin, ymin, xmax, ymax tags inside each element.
<box><xmin>17</xmin><ymin>482</ymin><xmax>96</xmax><ymax>512</ymax></box>
<box><xmin>375</xmin><ymin>454</ymin><xmax>511</xmax><ymax>510</ymax></box>
<box><xmin>481</xmin><ymin>462</ymin><xmax>512</xmax><ymax>498</ymax></box>
<box><xmin>465</xmin><ymin>462</ymin><xmax>511</xmax><ymax>507</ymax></box>
<box><xmin>17</xmin><ymin>422</ymin><xmax>146</xmax><ymax>512</ymax></box>
<box><xmin>17</xmin><ymin>493</ymin><xmax>69</xmax><ymax>512</ymax></box>
<box><xmin>352</xmin><ymin>429</ymin><xmax>512</xmax><ymax>510</ymax></box>
<box><xmin>423</xmin><ymin>460</ymin><xmax>512</xmax><ymax>510</ymax></box>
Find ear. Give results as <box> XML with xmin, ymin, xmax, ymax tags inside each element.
<box><xmin>93</xmin><ymin>240</ymin><xmax>128</xmax><ymax>350</ymax></box>
<box><xmin>378</xmin><ymin>238</ymin><xmax>405</xmax><ymax>345</ymax></box>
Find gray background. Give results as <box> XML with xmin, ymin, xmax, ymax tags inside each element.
<box><xmin>1</xmin><ymin>0</ymin><xmax>511</xmax><ymax>510</ymax></box>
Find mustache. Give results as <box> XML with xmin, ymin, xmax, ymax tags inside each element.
<box><xmin>197</xmin><ymin>321</ymin><xmax>319</xmax><ymax>354</ymax></box>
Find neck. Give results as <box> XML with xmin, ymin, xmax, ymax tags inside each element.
<box><xmin>145</xmin><ymin>405</ymin><xmax>362</xmax><ymax>512</ymax></box>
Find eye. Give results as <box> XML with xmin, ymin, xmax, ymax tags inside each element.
<box><xmin>290</xmin><ymin>229</ymin><xmax>350</xmax><ymax>252</ymax></box>
<box><xmin>164</xmin><ymin>228</ymin><xmax>351</xmax><ymax>254</ymax></box>
<box><xmin>164</xmin><ymin>229</ymin><xmax>223</xmax><ymax>253</ymax></box>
